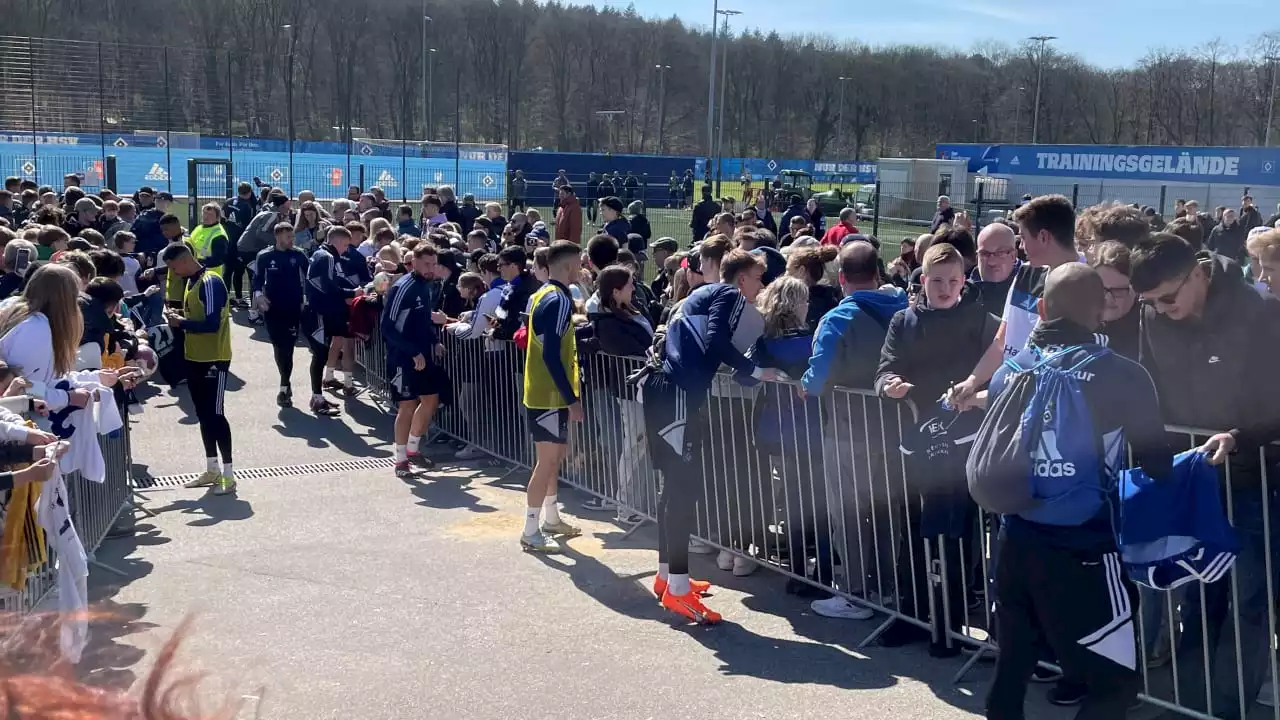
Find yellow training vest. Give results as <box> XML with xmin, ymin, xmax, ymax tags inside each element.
<box><xmin>522</xmin><ymin>283</ymin><xmax>579</xmax><ymax>410</ymax></box>
<box><xmin>183</xmin><ymin>271</ymin><xmax>232</xmax><ymax>362</ymax></box>
<box><xmin>188</xmin><ymin>222</ymin><xmax>227</xmax><ymax>277</ymax></box>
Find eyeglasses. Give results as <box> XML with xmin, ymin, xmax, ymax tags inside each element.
<box><xmin>1103</xmin><ymin>285</ymin><xmax>1133</xmax><ymax>300</ymax></box>
<box><xmin>978</xmin><ymin>249</ymin><xmax>1015</xmax><ymax>261</ymax></box>
<box><xmin>1141</xmin><ymin>268</ymin><xmax>1193</xmax><ymax>307</ymax></box>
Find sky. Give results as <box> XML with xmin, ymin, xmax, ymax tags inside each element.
<box><xmin>549</xmin><ymin>0</ymin><xmax>1274</xmax><ymax>69</ymax></box>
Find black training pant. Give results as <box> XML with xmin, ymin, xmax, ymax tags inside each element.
<box><xmin>986</xmin><ymin>529</ymin><xmax>1139</xmax><ymax>720</ymax></box>
<box><xmin>642</xmin><ymin>373</ymin><xmax>703</xmax><ymax>576</ymax></box>
<box><xmin>186</xmin><ymin>360</ymin><xmax>233</xmax><ymax>463</ymax></box>
<box><xmin>232</xmin><ymin>250</ymin><xmax>257</xmax><ymax>299</ymax></box>
<box><xmin>264</xmin><ymin>309</ymin><xmax>300</xmax><ymax>388</ymax></box>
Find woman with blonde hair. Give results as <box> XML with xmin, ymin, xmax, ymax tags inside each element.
<box><xmin>750</xmin><ymin>275</ymin><xmax>824</xmax><ymax>584</ymax></box>
<box><xmin>0</xmin><ymin>263</ymin><xmax>93</xmax><ymax>411</ymax></box>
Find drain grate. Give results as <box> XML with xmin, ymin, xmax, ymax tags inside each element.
<box><xmin>136</xmin><ymin>457</ymin><xmax>398</xmax><ymax>489</ymax></box>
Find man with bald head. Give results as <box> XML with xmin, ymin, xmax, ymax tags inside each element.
<box><xmin>973</xmin><ymin>222</ymin><xmax>1019</xmax><ymax>317</ymax></box>
<box><xmin>982</xmin><ymin>263</ymin><xmax>1172</xmax><ymax>720</ymax></box>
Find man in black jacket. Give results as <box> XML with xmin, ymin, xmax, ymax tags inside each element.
<box><xmin>492</xmin><ymin>245</ymin><xmax>540</xmax><ymax>341</ymax></box>
<box><xmin>972</xmin><ymin>222</ymin><xmax>1018</xmax><ymax>318</ymax></box>
<box><xmin>1205</xmin><ymin>207</ymin><xmax>1247</xmax><ymax>263</ymax></box>
<box><xmin>1240</xmin><ymin>194</ymin><xmax>1264</xmax><ymax>234</ymax></box>
<box><xmin>1130</xmin><ymin>232</ymin><xmax>1280</xmax><ymax>718</ymax></box>
<box><xmin>689</xmin><ymin>186</ymin><xmax>719</xmax><ymax>244</ymax></box>
<box><xmin>222</xmin><ymin>182</ymin><xmax>259</xmax><ymax>307</ymax></box>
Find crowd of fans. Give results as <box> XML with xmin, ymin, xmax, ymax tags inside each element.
<box><xmin>4</xmin><ymin>165</ymin><xmax>1280</xmax><ymax>718</ymax></box>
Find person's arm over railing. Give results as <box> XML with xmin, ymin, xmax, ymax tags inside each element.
<box><xmin>706</xmin><ymin>289</ymin><xmax>762</xmax><ymax>382</ymax></box>
<box><xmin>1115</xmin><ymin>357</ymin><xmax>1175</xmax><ymax>483</ymax></box>
<box><xmin>947</xmin><ymin>321</ymin><xmax>1006</xmax><ymax>410</ymax></box>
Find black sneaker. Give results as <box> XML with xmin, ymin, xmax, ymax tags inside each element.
<box><xmin>323</xmin><ymin>379</ymin><xmax>343</xmax><ymax>391</ymax></box>
<box><xmin>1031</xmin><ymin>665</ymin><xmax>1064</xmax><ymax>683</ymax></box>
<box><xmin>276</xmin><ymin>389</ymin><xmax>292</xmax><ymax>408</ymax></box>
<box><xmin>1047</xmin><ymin>680</ymin><xmax>1088</xmax><ymax>706</ymax></box>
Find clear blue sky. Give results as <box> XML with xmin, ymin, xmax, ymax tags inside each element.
<box><xmin>552</xmin><ymin>0</ymin><xmax>1273</xmax><ymax>69</ymax></box>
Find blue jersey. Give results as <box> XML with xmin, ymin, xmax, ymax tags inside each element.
<box><xmin>660</xmin><ymin>283</ymin><xmax>760</xmax><ymax>399</ymax></box>
<box><xmin>306</xmin><ymin>245</ymin><xmax>361</xmax><ymax>316</ymax></box>
<box><xmin>381</xmin><ymin>272</ymin><xmax>439</xmax><ymax>363</ymax></box>
<box><xmin>253</xmin><ymin>246</ymin><xmax>308</xmax><ymax>312</ymax></box>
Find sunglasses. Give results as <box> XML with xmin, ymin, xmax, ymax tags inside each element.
<box><xmin>1141</xmin><ymin>268</ymin><xmax>1194</xmax><ymax>307</ymax></box>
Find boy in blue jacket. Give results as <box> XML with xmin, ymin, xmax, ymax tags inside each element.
<box><xmin>641</xmin><ymin>249</ymin><xmax>774</xmax><ymax>624</ymax></box>
<box><xmin>981</xmin><ymin>264</ymin><xmax>1173</xmax><ymax>720</ymax></box>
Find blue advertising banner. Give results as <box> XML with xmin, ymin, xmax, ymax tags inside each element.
<box><xmin>937</xmin><ymin>143</ymin><xmax>1280</xmax><ymax>187</ymax></box>
<box><xmin>693</xmin><ymin>157</ymin><xmax>877</xmax><ymax>183</ymax></box>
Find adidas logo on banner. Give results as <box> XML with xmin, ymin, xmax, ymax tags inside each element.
<box><xmin>145</xmin><ymin>163</ymin><xmax>169</xmax><ymax>181</ymax></box>
<box><xmin>376</xmin><ymin>170</ymin><xmax>398</xmax><ymax>188</ymax></box>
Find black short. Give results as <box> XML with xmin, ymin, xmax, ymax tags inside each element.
<box><xmin>322</xmin><ymin>312</ymin><xmax>352</xmax><ymax>341</ymax></box>
<box><xmin>263</xmin><ymin>310</ymin><xmax>300</xmax><ymax>347</ymax></box>
<box><xmin>526</xmin><ymin>407</ymin><xmax>569</xmax><ymax>445</ymax></box>
<box><xmin>390</xmin><ymin>361</ymin><xmax>446</xmax><ymax>403</ymax></box>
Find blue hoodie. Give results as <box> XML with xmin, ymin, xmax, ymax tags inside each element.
<box><xmin>802</xmin><ymin>287</ymin><xmax>907</xmax><ymax>394</ymax></box>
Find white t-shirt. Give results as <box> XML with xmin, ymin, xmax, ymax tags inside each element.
<box><xmin>1000</xmin><ymin>265</ymin><xmax>1049</xmax><ymax>359</ymax></box>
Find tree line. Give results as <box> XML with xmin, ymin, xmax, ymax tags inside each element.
<box><xmin>0</xmin><ymin>0</ymin><xmax>1277</xmax><ymax>160</ymax></box>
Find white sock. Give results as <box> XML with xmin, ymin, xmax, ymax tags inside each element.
<box><xmin>543</xmin><ymin>495</ymin><xmax>561</xmax><ymax>524</ymax></box>
<box><xmin>222</xmin><ymin>463</ymin><xmax>234</xmax><ymax>479</ymax></box>
<box><xmin>668</xmin><ymin>573</ymin><xmax>691</xmax><ymax>596</ymax></box>
<box><xmin>342</xmin><ymin>371</ymin><xmax>354</xmax><ymax>387</ymax></box>
<box><xmin>407</xmin><ymin>435</ymin><xmax>422</xmax><ymax>453</ymax></box>
<box><xmin>324</xmin><ymin>367</ymin><xmax>335</xmax><ymax>381</ymax></box>
<box><xmin>523</xmin><ymin>507</ymin><xmax>540</xmax><ymax>536</ymax></box>
<box><xmin>658</xmin><ymin>562</ymin><xmax>670</xmax><ymax>580</ymax></box>
<box><xmin>394</xmin><ymin>444</ymin><xmax>407</xmax><ymax>463</ymax></box>
<box><xmin>206</xmin><ymin>457</ymin><xmax>219</xmax><ymax>473</ymax></box>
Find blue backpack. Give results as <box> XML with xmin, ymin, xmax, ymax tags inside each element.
<box><xmin>966</xmin><ymin>345</ymin><xmax>1112</xmax><ymax>525</ymax></box>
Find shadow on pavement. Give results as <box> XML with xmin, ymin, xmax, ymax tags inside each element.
<box><xmin>75</xmin><ymin>520</ymin><xmax>164</xmax><ymax>691</ymax></box>
<box><xmin>400</xmin><ymin>471</ymin><xmax>499</xmax><ymax>513</ymax></box>
<box><xmin>153</xmin><ymin>492</ymin><xmax>255</xmax><ymax>526</ymax></box>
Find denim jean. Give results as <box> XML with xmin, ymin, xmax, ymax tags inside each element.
<box><xmin>1173</xmin><ymin>484</ymin><xmax>1280</xmax><ymax>719</ymax></box>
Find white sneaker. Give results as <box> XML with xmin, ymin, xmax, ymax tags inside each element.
<box><xmin>732</xmin><ymin>557</ymin><xmax>758</xmax><ymax>577</ymax></box>
<box><xmin>811</xmin><ymin>596</ymin><xmax>874</xmax><ymax>620</ymax></box>
<box><xmin>688</xmin><ymin>539</ymin><xmax>716</xmax><ymax>555</ymax></box>
<box><xmin>1259</xmin><ymin>680</ymin><xmax>1275</xmax><ymax>708</ymax></box>
<box><xmin>454</xmin><ymin>445</ymin><xmax>486</xmax><ymax>460</ymax></box>
<box><xmin>716</xmin><ymin>549</ymin><xmax>735</xmax><ymax>571</ymax></box>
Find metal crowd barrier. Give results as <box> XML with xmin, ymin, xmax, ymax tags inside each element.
<box><xmin>0</xmin><ymin>410</ymin><xmax>135</xmax><ymax>614</ymax></box>
<box><xmin>357</xmin><ymin>325</ymin><xmax>1280</xmax><ymax>720</ymax></box>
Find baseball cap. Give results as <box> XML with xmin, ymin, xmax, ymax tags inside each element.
<box><xmin>600</xmin><ymin>197</ymin><xmax>624</xmax><ymax>214</ymax></box>
<box><xmin>137</xmin><ymin>186</ymin><xmax>155</xmax><ymax>196</ymax></box>
<box><xmin>650</xmin><ymin>237</ymin><xmax>679</xmax><ymax>253</ymax></box>
<box><xmin>156</xmin><ymin>191</ymin><xmax>174</xmax><ymax>202</ymax></box>
<box><xmin>73</xmin><ymin>197</ymin><xmax>99</xmax><ymax>214</ymax></box>
<box><xmin>750</xmin><ymin>246</ymin><xmax>786</xmax><ymax>285</ymax></box>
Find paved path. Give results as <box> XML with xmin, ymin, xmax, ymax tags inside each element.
<box><xmin>83</xmin><ymin>315</ymin><xmax>1076</xmax><ymax>720</ymax></box>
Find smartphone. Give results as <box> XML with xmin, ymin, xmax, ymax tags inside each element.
<box><xmin>12</xmin><ymin>246</ymin><xmax>30</xmax><ymax>277</ymax></box>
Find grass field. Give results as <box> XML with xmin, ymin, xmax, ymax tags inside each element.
<box><xmin>528</xmin><ymin>205</ymin><xmax>927</xmax><ymax>260</ymax></box>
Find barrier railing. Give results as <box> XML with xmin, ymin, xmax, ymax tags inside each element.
<box><xmin>0</xmin><ymin>409</ymin><xmax>135</xmax><ymax>615</ymax></box>
<box><xmin>356</xmin><ymin>325</ymin><xmax>1280</xmax><ymax>720</ymax></box>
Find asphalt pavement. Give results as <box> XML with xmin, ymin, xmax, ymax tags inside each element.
<box><xmin>82</xmin><ymin>313</ymin><xmax>1069</xmax><ymax>720</ymax></box>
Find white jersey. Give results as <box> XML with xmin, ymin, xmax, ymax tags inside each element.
<box><xmin>1000</xmin><ymin>265</ymin><xmax>1049</xmax><ymax>359</ymax></box>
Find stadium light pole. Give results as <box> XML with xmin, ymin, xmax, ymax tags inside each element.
<box><xmin>283</xmin><ymin>23</ymin><xmax>296</xmax><ymax>191</ymax></box>
<box><xmin>837</xmin><ymin>76</ymin><xmax>851</xmax><ymax>158</ymax></box>
<box><xmin>1266</xmin><ymin>55</ymin><xmax>1279</xmax><ymax>147</ymax></box>
<box><xmin>655</xmin><ymin>64</ymin><xmax>671</xmax><ymax>153</ymax></box>
<box><xmin>714</xmin><ymin>9</ymin><xmax>740</xmax><ymax>197</ymax></box>
<box><xmin>596</xmin><ymin>110</ymin><xmax>626</xmax><ymax>153</ymax></box>
<box><xmin>1029</xmin><ymin>35</ymin><xmax>1056</xmax><ymax>144</ymax></box>
<box><xmin>428</xmin><ymin>48</ymin><xmax>437</xmax><ymax>142</ymax></box>
<box><xmin>421</xmin><ymin>13</ymin><xmax>432</xmax><ymax>141</ymax></box>
<box><xmin>706</xmin><ymin>0</ymin><xmax>719</xmax><ymax>164</ymax></box>
<box><xmin>1013</xmin><ymin>86</ymin><xmax>1025</xmax><ymax>143</ymax></box>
